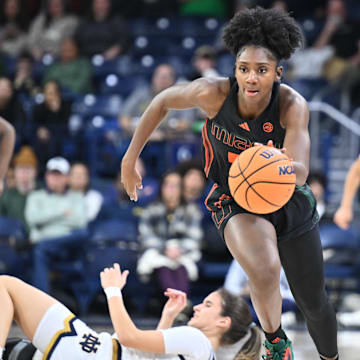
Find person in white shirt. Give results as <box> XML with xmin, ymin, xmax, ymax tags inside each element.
<box><xmin>68</xmin><ymin>162</ymin><xmax>103</xmax><ymax>222</ymax></box>
<box><xmin>224</xmin><ymin>260</ymin><xmax>297</xmax><ymax>326</ymax></box>
<box><xmin>0</xmin><ymin>264</ymin><xmax>262</xmax><ymax>360</ymax></box>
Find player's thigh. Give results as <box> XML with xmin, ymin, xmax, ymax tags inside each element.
<box><xmin>1</xmin><ymin>275</ymin><xmax>57</xmax><ymax>341</ymax></box>
<box><xmin>224</xmin><ymin>213</ymin><xmax>280</xmax><ymax>280</ymax></box>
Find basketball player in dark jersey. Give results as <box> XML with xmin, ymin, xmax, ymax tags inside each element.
<box><xmin>121</xmin><ymin>7</ymin><xmax>339</xmax><ymax>360</ymax></box>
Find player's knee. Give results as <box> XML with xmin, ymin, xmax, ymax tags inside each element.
<box><xmin>249</xmin><ymin>261</ymin><xmax>281</xmax><ymax>291</ymax></box>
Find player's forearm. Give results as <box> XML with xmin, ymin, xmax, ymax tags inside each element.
<box><xmin>157</xmin><ymin>313</ymin><xmax>176</xmax><ymax>330</ymax></box>
<box><xmin>340</xmin><ymin>160</ymin><xmax>360</xmax><ymax>208</ymax></box>
<box><xmin>122</xmin><ymin>97</ymin><xmax>168</xmax><ymax>164</ymax></box>
<box><xmin>107</xmin><ymin>296</ymin><xmax>140</xmax><ymax>346</ymax></box>
<box><xmin>0</xmin><ymin>118</ymin><xmax>15</xmax><ymax>180</ymax></box>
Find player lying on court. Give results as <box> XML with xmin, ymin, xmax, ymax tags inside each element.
<box><xmin>121</xmin><ymin>6</ymin><xmax>339</xmax><ymax>360</ymax></box>
<box><xmin>0</xmin><ymin>264</ymin><xmax>262</xmax><ymax>360</ymax></box>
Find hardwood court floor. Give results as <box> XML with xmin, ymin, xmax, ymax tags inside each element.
<box><xmin>9</xmin><ymin>323</ymin><xmax>359</xmax><ymax>359</ymax></box>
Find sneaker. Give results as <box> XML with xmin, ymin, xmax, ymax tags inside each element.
<box><xmin>262</xmin><ymin>338</ymin><xmax>294</xmax><ymax>360</ymax></box>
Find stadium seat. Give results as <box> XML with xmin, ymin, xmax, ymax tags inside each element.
<box><xmin>72</xmin><ymin>94</ymin><xmax>123</xmax><ymax>118</ymax></box>
<box><xmin>320</xmin><ymin>224</ymin><xmax>360</xmax><ymax>309</ymax></box>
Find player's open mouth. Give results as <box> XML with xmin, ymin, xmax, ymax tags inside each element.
<box><xmin>245</xmin><ymin>89</ymin><xmax>259</xmax><ymax>96</ymax></box>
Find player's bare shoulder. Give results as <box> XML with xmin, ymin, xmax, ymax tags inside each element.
<box><xmin>190</xmin><ymin>77</ymin><xmax>230</xmax><ymax>118</ymax></box>
<box><xmin>279</xmin><ymin>83</ymin><xmax>308</xmax><ymax>112</ymax></box>
<box><xmin>279</xmin><ymin>83</ymin><xmax>309</xmax><ymax>127</ymax></box>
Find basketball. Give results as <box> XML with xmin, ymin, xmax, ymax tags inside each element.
<box><xmin>228</xmin><ymin>145</ymin><xmax>296</xmax><ymax>214</ymax></box>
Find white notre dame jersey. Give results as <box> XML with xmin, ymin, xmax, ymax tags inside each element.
<box><xmin>32</xmin><ymin>303</ymin><xmax>215</xmax><ymax>360</ymax></box>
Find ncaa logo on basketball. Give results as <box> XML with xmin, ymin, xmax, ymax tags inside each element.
<box><xmin>278</xmin><ymin>165</ymin><xmax>294</xmax><ymax>175</ymax></box>
<box><xmin>263</xmin><ymin>122</ymin><xmax>273</xmax><ymax>133</ymax></box>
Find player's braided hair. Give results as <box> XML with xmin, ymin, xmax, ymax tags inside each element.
<box><xmin>223</xmin><ymin>6</ymin><xmax>303</xmax><ymax>61</ymax></box>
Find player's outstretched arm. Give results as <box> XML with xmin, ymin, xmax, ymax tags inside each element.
<box><xmin>333</xmin><ymin>157</ymin><xmax>360</xmax><ymax>229</ymax></box>
<box><xmin>0</xmin><ymin>117</ymin><xmax>15</xmax><ymax>194</ymax></box>
<box><xmin>100</xmin><ymin>263</ymin><xmax>167</xmax><ymax>353</ymax></box>
<box><xmin>121</xmin><ymin>78</ymin><xmax>223</xmax><ymax>201</ymax></box>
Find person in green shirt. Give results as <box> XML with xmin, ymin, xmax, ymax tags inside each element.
<box><xmin>43</xmin><ymin>38</ymin><xmax>93</xmax><ymax>95</ymax></box>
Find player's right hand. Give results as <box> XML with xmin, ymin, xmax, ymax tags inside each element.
<box><xmin>333</xmin><ymin>206</ymin><xmax>353</xmax><ymax>230</ymax></box>
<box><xmin>100</xmin><ymin>263</ymin><xmax>129</xmax><ymax>290</ymax></box>
<box><xmin>121</xmin><ymin>159</ymin><xmax>142</xmax><ymax>201</ymax></box>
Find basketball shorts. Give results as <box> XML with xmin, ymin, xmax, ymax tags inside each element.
<box><xmin>32</xmin><ymin>302</ymin><xmax>121</xmax><ymax>360</ymax></box>
<box><xmin>205</xmin><ymin>183</ymin><xmax>319</xmax><ymax>243</ymax></box>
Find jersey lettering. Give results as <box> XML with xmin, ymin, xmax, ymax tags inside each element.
<box><xmin>279</xmin><ymin>165</ymin><xmax>294</xmax><ymax>175</ymax></box>
<box><xmin>211</xmin><ymin>122</ymin><xmax>252</xmax><ymax>150</ymax></box>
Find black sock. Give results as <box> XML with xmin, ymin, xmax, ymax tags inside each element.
<box><xmin>264</xmin><ymin>325</ymin><xmax>287</xmax><ymax>343</ymax></box>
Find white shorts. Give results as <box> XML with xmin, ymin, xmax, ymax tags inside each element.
<box><xmin>32</xmin><ymin>303</ymin><xmax>121</xmax><ymax>360</ymax></box>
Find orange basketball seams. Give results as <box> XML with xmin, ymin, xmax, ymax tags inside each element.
<box><xmin>228</xmin><ymin>145</ymin><xmax>296</xmax><ymax>214</ymax></box>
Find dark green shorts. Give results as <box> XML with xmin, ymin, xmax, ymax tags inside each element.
<box><xmin>205</xmin><ymin>183</ymin><xmax>319</xmax><ymax>243</ymax></box>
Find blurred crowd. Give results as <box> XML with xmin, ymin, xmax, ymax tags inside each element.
<box><xmin>0</xmin><ymin>0</ymin><xmax>360</xmax><ymax>325</ymax></box>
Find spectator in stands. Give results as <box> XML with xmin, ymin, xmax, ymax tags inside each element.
<box><xmin>314</xmin><ymin>0</ymin><xmax>360</xmax><ymax>83</ymax></box>
<box><xmin>13</xmin><ymin>52</ymin><xmax>40</xmax><ymax>97</ymax></box>
<box><xmin>25</xmin><ymin>156</ymin><xmax>87</xmax><ymax>293</ymax></box>
<box><xmin>287</xmin><ymin>0</ymin><xmax>360</xmax><ymax>99</ymax></box>
<box><xmin>69</xmin><ymin>162</ymin><xmax>103</xmax><ymax>222</ymax></box>
<box><xmin>0</xmin><ymin>146</ymin><xmax>38</xmax><ymax>233</ymax></box>
<box><xmin>177</xmin><ymin>159</ymin><xmax>207</xmax><ymax>208</ymax></box>
<box><xmin>0</xmin><ymin>0</ymin><xmax>29</xmax><ymax>57</ymax></box>
<box><xmin>137</xmin><ymin>170</ymin><xmax>203</xmax><ymax>297</ymax></box>
<box><xmin>0</xmin><ymin>77</ymin><xmax>27</xmax><ymax>144</ymax></box>
<box><xmin>119</xmin><ymin>64</ymin><xmax>196</xmax><ymax>139</ymax></box>
<box><xmin>27</xmin><ymin>0</ymin><xmax>78</xmax><ymax>60</ymax></box>
<box><xmin>179</xmin><ymin>0</ymin><xmax>228</xmax><ymax>18</ymax></box>
<box><xmin>224</xmin><ymin>259</ymin><xmax>297</xmax><ymax>326</ymax></box>
<box><xmin>74</xmin><ymin>0</ymin><xmax>128</xmax><ymax>60</ymax></box>
<box><xmin>43</xmin><ymin>38</ymin><xmax>93</xmax><ymax>95</ymax></box>
<box><xmin>187</xmin><ymin>45</ymin><xmax>219</xmax><ymax>81</ymax></box>
<box><xmin>31</xmin><ymin>80</ymin><xmax>72</xmax><ymax>174</ymax></box>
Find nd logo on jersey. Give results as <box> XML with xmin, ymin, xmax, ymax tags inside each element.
<box><xmin>79</xmin><ymin>333</ymin><xmax>101</xmax><ymax>353</ymax></box>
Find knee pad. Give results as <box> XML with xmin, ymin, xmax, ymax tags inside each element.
<box><xmin>4</xmin><ymin>338</ymin><xmax>36</xmax><ymax>360</ymax></box>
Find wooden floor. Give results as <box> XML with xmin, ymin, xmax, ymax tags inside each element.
<box><xmin>9</xmin><ymin>322</ymin><xmax>359</xmax><ymax>359</ymax></box>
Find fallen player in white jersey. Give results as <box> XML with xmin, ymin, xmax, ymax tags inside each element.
<box><xmin>0</xmin><ymin>263</ymin><xmax>261</xmax><ymax>360</ymax></box>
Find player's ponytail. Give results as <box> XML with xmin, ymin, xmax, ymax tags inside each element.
<box><xmin>233</xmin><ymin>326</ymin><xmax>262</xmax><ymax>360</ymax></box>
<box><xmin>217</xmin><ymin>288</ymin><xmax>261</xmax><ymax>360</ymax></box>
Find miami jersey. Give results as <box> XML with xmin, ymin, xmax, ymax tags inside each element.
<box><xmin>202</xmin><ymin>78</ymin><xmax>285</xmax><ymax>191</ymax></box>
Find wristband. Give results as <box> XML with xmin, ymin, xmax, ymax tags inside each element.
<box><xmin>104</xmin><ymin>287</ymin><xmax>122</xmax><ymax>299</ymax></box>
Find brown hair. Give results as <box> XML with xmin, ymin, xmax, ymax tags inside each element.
<box><xmin>218</xmin><ymin>288</ymin><xmax>261</xmax><ymax>360</ymax></box>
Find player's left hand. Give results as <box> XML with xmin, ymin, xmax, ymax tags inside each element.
<box><xmin>162</xmin><ymin>288</ymin><xmax>187</xmax><ymax>319</ymax></box>
<box><xmin>100</xmin><ymin>263</ymin><xmax>129</xmax><ymax>290</ymax></box>
<box><xmin>255</xmin><ymin>140</ymin><xmax>292</xmax><ymax>160</ymax></box>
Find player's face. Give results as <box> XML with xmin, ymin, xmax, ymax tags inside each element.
<box><xmin>235</xmin><ymin>46</ymin><xmax>282</xmax><ymax>104</ymax></box>
<box><xmin>188</xmin><ymin>291</ymin><xmax>230</xmax><ymax>332</ymax></box>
